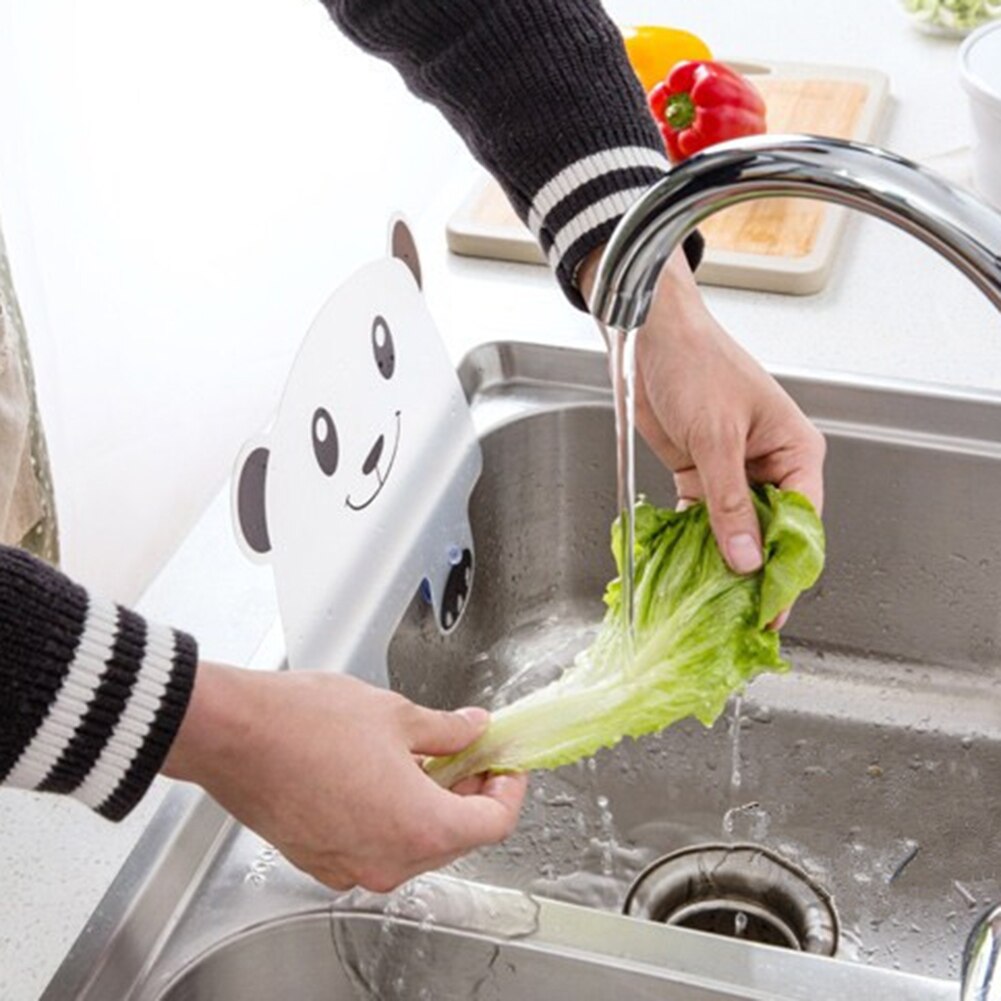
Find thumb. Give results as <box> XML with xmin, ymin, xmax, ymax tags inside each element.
<box><xmin>692</xmin><ymin>436</ymin><xmax>762</xmax><ymax>575</ymax></box>
<box><xmin>405</xmin><ymin>705</ymin><xmax>490</xmax><ymax>757</ymax></box>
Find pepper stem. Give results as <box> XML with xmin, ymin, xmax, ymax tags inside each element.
<box><xmin>665</xmin><ymin>92</ymin><xmax>696</xmax><ymax>131</ymax></box>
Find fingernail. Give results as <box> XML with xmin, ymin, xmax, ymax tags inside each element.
<box><xmin>485</xmin><ymin>773</ymin><xmax>520</xmax><ymax>795</ymax></box>
<box><xmin>727</xmin><ymin>533</ymin><xmax>763</xmax><ymax>574</ymax></box>
<box><xmin>456</xmin><ymin>706</ymin><xmax>489</xmax><ymax>726</ymax></box>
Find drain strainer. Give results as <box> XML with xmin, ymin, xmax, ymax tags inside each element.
<box><xmin>623</xmin><ymin>843</ymin><xmax>839</xmax><ymax>956</ymax></box>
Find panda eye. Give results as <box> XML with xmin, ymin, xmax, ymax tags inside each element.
<box><xmin>311</xmin><ymin>407</ymin><xmax>339</xmax><ymax>476</ymax></box>
<box><xmin>372</xmin><ymin>315</ymin><xmax>395</xmax><ymax>380</ymax></box>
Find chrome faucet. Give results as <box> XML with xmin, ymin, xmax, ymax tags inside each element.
<box><xmin>588</xmin><ymin>132</ymin><xmax>1001</xmax><ymax>999</ymax></box>
<box><xmin>963</xmin><ymin>906</ymin><xmax>1001</xmax><ymax>1001</ymax></box>
<box><xmin>588</xmin><ymin>133</ymin><xmax>1001</xmax><ymax>332</ymax></box>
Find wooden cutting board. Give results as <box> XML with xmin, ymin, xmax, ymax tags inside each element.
<box><xmin>446</xmin><ymin>60</ymin><xmax>889</xmax><ymax>294</ymax></box>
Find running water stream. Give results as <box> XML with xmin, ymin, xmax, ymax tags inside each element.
<box><xmin>608</xmin><ymin>323</ymin><xmax>753</xmax><ymax>846</ymax></box>
<box><xmin>607</xmin><ymin>325</ymin><xmax>640</xmax><ymax>645</ymax></box>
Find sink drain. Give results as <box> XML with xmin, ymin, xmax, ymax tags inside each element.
<box><xmin>623</xmin><ymin>843</ymin><xmax>839</xmax><ymax>956</ymax></box>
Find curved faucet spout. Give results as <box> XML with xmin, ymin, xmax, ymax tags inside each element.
<box><xmin>589</xmin><ymin>133</ymin><xmax>1001</xmax><ymax>332</ymax></box>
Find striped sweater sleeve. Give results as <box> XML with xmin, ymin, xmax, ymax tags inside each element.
<box><xmin>0</xmin><ymin>546</ymin><xmax>197</xmax><ymax>821</ymax></box>
<box><xmin>320</xmin><ymin>0</ymin><xmax>704</xmax><ymax>310</ymax></box>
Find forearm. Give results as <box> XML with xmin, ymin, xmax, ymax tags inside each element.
<box><xmin>320</xmin><ymin>0</ymin><xmax>702</xmax><ymax>308</ymax></box>
<box><xmin>0</xmin><ymin>546</ymin><xmax>198</xmax><ymax>820</ymax></box>
<box><xmin>161</xmin><ymin>661</ymin><xmax>253</xmax><ymax>790</ymax></box>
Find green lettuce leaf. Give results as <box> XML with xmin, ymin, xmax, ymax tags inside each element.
<box><xmin>426</xmin><ymin>486</ymin><xmax>824</xmax><ymax>788</ymax></box>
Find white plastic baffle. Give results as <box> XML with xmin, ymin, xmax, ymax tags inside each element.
<box><xmin>231</xmin><ymin>217</ymin><xmax>481</xmax><ymax>685</ymax></box>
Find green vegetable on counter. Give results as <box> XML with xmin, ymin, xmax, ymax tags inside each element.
<box><xmin>899</xmin><ymin>0</ymin><xmax>1001</xmax><ymax>33</ymax></box>
<box><xmin>426</xmin><ymin>485</ymin><xmax>825</xmax><ymax>788</ymax></box>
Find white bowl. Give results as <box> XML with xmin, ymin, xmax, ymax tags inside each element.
<box><xmin>959</xmin><ymin>20</ymin><xmax>1001</xmax><ymax>210</ymax></box>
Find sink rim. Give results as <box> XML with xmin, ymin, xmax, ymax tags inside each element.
<box><xmin>144</xmin><ymin>866</ymin><xmax>955</xmax><ymax>1001</ymax></box>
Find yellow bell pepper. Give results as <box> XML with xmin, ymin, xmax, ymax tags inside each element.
<box><xmin>621</xmin><ymin>25</ymin><xmax>713</xmax><ymax>94</ymax></box>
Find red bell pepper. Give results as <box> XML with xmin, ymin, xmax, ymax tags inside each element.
<box><xmin>648</xmin><ymin>60</ymin><xmax>767</xmax><ymax>163</ymax></box>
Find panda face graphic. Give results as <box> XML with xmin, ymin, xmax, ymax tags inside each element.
<box><xmin>231</xmin><ymin>218</ymin><xmax>481</xmax><ymax>680</ymax></box>
<box><xmin>343</xmin><ymin>407</ymin><xmax>400</xmax><ymax>510</ymax></box>
<box><xmin>309</xmin><ymin>315</ymin><xmax>402</xmax><ymax>512</ymax></box>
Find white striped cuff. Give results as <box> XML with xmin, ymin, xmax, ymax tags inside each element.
<box><xmin>526</xmin><ymin>145</ymin><xmax>670</xmax><ymax>241</ymax></box>
<box><xmin>524</xmin><ymin>145</ymin><xmax>670</xmax><ymax>308</ymax></box>
<box><xmin>73</xmin><ymin>622</ymin><xmax>179</xmax><ymax>813</ymax></box>
<box><xmin>4</xmin><ymin>596</ymin><xmax>121</xmax><ymax>790</ymax></box>
<box><xmin>4</xmin><ymin>596</ymin><xmax>186</xmax><ymax>818</ymax></box>
<box><xmin>544</xmin><ymin>185</ymin><xmax>651</xmax><ymax>271</ymax></box>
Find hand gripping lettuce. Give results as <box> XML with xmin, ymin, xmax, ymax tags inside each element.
<box><xmin>426</xmin><ymin>486</ymin><xmax>825</xmax><ymax>788</ymax></box>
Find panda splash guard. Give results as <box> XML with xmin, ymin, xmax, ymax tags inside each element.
<box><xmin>231</xmin><ymin>218</ymin><xmax>481</xmax><ymax>685</ymax></box>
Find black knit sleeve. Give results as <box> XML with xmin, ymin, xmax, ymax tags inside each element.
<box><xmin>0</xmin><ymin>546</ymin><xmax>198</xmax><ymax>821</ymax></box>
<box><xmin>320</xmin><ymin>0</ymin><xmax>704</xmax><ymax>310</ymax></box>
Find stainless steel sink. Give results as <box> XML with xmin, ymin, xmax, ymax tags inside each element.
<box><xmin>392</xmin><ymin>342</ymin><xmax>1001</xmax><ymax>984</ymax></box>
<box><xmin>45</xmin><ymin>340</ymin><xmax>1000</xmax><ymax>1001</ymax></box>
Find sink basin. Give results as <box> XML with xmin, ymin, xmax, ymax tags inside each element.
<box><xmin>44</xmin><ymin>341</ymin><xmax>999</xmax><ymax>1001</ymax></box>
<box><xmin>390</xmin><ymin>343</ymin><xmax>1001</xmax><ymax>983</ymax></box>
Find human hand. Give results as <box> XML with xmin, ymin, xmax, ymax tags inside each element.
<box><xmin>579</xmin><ymin>247</ymin><xmax>825</xmax><ymax>624</ymax></box>
<box><xmin>163</xmin><ymin>662</ymin><xmax>527</xmax><ymax>892</ymax></box>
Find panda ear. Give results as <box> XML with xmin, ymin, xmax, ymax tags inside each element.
<box><xmin>233</xmin><ymin>444</ymin><xmax>272</xmax><ymax>559</ymax></box>
<box><xmin>389</xmin><ymin>215</ymin><xmax>422</xmax><ymax>290</ymax></box>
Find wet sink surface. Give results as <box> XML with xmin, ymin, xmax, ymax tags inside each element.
<box><xmin>45</xmin><ymin>341</ymin><xmax>999</xmax><ymax>1001</ymax></box>
<box><xmin>389</xmin><ymin>343</ymin><xmax>1001</xmax><ymax>983</ymax></box>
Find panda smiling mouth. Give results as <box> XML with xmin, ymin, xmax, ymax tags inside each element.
<box><xmin>345</xmin><ymin>411</ymin><xmax>402</xmax><ymax>511</ymax></box>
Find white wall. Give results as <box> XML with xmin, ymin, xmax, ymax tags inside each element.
<box><xmin>0</xmin><ymin>0</ymin><xmax>467</xmax><ymax>602</ymax></box>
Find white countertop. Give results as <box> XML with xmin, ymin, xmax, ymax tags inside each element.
<box><xmin>3</xmin><ymin>2</ymin><xmax>1001</xmax><ymax>998</ymax></box>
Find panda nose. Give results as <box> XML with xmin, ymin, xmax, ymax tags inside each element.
<box><xmin>362</xmin><ymin>434</ymin><xmax>385</xmax><ymax>476</ymax></box>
